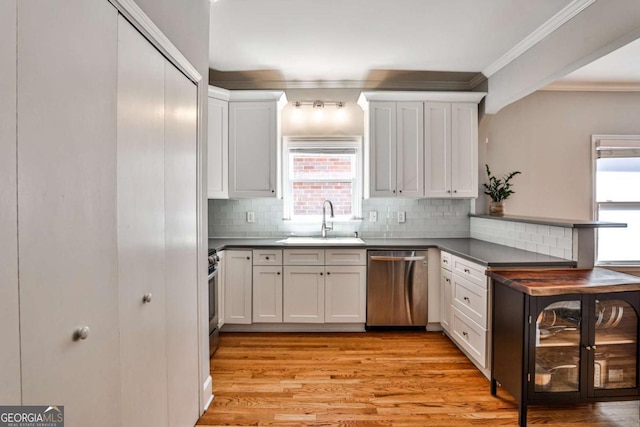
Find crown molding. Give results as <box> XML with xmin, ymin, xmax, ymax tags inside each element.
<box><xmin>482</xmin><ymin>0</ymin><xmax>596</xmax><ymax>78</ymax></box>
<box><xmin>207</xmin><ymin>78</ymin><xmax>479</xmax><ymax>91</ymax></box>
<box><xmin>541</xmin><ymin>81</ymin><xmax>640</xmax><ymax>92</ymax></box>
<box><xmin>207</xmin><ymin>85</ymin><xmax>231</xmax><ymax>100</ymax></box>
<box><xmin>358</xmin><ymin>91</ymin><xmax>487</xmax><ymax>105</ymax></box>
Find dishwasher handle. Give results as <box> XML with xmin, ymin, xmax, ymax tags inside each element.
<box><xmin>369</xmin><ymin>256</ymin><xmax>426</xmax><ymax>262</ymax></box>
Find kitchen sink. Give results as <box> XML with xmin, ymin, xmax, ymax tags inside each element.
<box><xmin>277</xmin><ymin>236</ymin><xmax>365</xmax><ymax>245</ymax></box>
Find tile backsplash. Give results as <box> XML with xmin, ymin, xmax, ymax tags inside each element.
<box><xmin>470</xmin><ymin>217</ymin><xmax>573</xmax><ymax>259</ymax></box>
<box><xmin>208</xmin><ymin>198</ymin><xmax>472</xmax><ymax>238</ymax></box>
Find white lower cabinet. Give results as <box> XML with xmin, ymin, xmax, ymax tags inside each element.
<box><xmin>283</xmin><ymin>266</ymin><xmax>326</xmax><ymax>323</ymax></box>
<box><xmin>325</xmin><ymin>266</ymin><xmax>367</xmax><ymax>323</ymax></box>
<box><xmin>223</xmin><ymin>250</ymin><xmax>253</xmax><ymax>324</ymax></box>
<box><xmin>253</xmin><ymin>266</ymin><xmax>283</xmax><ymax>323</ymax></box>
<box><xmin>440</xmin><ymin>251</ymin><xmax>489</xmax><ymax>375</ymax></box>
<box><xmin>440</xmin><ymin>268</ymin><xmax>452</xmax><ymax>332</ymax></box>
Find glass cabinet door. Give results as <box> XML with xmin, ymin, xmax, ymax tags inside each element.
<box><xmin>593</xmin><ymin>298</ymin><xmax>638</xmax><ymax>391</ymax></box>
<box><xmin>534</xmin><ymin>299</ymin><xmax>582</xmax><ymax>393</ymax></box>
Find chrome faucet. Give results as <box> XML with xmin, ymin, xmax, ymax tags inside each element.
<box><xmin>321</xmin><ymin>200</ymin><xmax>334</xmax><ymax>238</ymax></box>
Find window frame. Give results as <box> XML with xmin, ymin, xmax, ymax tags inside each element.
<box><xmin>592</xmin><ymin>134</ymin><xmax>640</xmax><ymax>266</ymax></box>
<box><xmin>282</xmin><ymin>136</ymin><xmax>363</xmax><ymax>222</ymax></box>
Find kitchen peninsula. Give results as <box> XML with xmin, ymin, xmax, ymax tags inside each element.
<box><xmin>488</xmin><ymin>268</ymin><xmax>640</xmax><ymax>427</ymax></box>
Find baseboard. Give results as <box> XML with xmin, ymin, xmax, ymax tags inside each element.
<box><xmin>221</xmin><ymin>323</ymin><xmax>366</xmax><ymax>333</ymax></box>
<box><xmin>202</xmin><ymin>375</ymin><xmax>213</xmax><ymax>413</ymax></box>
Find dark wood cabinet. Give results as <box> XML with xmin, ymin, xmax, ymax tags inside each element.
<box><xmin>489</xmin><ymin>269</ymin><xmax>640</xmax><ymax>427</ymax></box>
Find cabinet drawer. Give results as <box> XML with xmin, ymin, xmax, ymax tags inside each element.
<box><xmin>452</xmin><ymin>255</ymin><xmax>486</xmax><ymax>289</ymax></box>
<box><xmin>325</xmin><ymin>249</ymin><xmax>366</xmax><ymax>266</ymax></box>
<box><xmin>283</xmin><ymin>249</ymin><xmax>325</xmax><ymax>266</ymax></box>
<box><xmin>452</xmin><ymin>275</ymin><xmax>488</xmax><ymax>328</ymax></box>
<box><xmin>253</xmin><ymin>249</ymin><xmax>282</xmax><ymax>266</ymax></box>
<box><xmin>441</xmin><ymin>251</ymin><xmax>452</xmax><ymax>271</ymax></box>
<box><xmin>452</xmin><ymin>306</ymin><xmax>487</xmax><ymax>368</ymax></box>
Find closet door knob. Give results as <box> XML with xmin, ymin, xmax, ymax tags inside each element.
<box><xmin>73</xmin><ymin>326</ymin><xmax>90</xmax><ymax>341</ymax></box>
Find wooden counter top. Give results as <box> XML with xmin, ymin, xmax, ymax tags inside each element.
<box><xmin>486</xmin><ymin>268</ymin><xmax>640</xmax><ymax>296</ymax></box>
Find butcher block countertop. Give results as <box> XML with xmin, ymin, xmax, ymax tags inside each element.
<box><xmin>486</xmin><ymin>268</ymin><xmax>640</xmax><ymax>296</ymax></box>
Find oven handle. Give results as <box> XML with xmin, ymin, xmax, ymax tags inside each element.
<box><xmin>207</xmin><ymin>269</ymin><xmax>218</xmax><ymax>282</ymax></box>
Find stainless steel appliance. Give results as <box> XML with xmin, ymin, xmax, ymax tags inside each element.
<box><xmin>208</xmin><ymin>249</ymin><xmax>220</xmax><ymax>356</ymax></box>
<box><xmin>367</xmin><ymin>250</ymin><xmax>428</xmax><ymax>327</ymax></box>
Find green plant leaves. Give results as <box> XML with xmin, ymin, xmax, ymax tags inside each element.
<box><xmin>483</xmin><ymin>164</ymin><xmax>521</xmax><ymax>202</ymax></box>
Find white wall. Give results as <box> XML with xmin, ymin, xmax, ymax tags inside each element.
<box><xmin>282</xmin><ymin>88</ymin><xmax>364</xmax><ymax>136</ymax></box>
<box><xmin>483</xmin><ymin>90</ymin><xmax>640</xmax><ymax>219</ymax></box>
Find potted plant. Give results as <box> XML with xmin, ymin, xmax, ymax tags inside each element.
<box><xmin>482</xmin><ymin>164</ymin><xmax>521</xmax><ymax>215</ymax></box>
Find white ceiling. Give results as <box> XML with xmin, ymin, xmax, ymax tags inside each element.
<box><xmin>209</xmin><ymin>0</ymin><xmax>573</xmax><ymax>83</ymax></box>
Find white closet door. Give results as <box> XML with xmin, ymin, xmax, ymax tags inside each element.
<box><xmin>164</xmin><ymin>61</ymin><xmax>200</xmax><ymax>426</ymax></box>
<box><xmin>117</xmin><ymin>16</ymin><xmax>168</xmax><ymax>427</ymax></box>
<box><xmin>17</xmin><ymin>1</ymin><xmax>121</xmax><ymax>425</ymax></box>
<box><xmin>0</xmin><ymin>0</ymin><xmax>20</xmax><ymax>405</ymax></box>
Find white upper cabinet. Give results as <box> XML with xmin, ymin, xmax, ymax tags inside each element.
<box><xmin>207</xmin><ymin>86</ymin><xmax>230</xmax><ymax>199</ymax></box>
<box><xmin>424</xmin><ymin>102</ymin><xmax>451</xmax><ymax>198</ymax></box>
<box><xmin>425</xmin><ymin>102</ymin><xmax>479</xmax><ymax>198</ymax></box>
<box><xmin>450</xmin><ymin>103</ymin><xmax>479</xmax><ymax>198</ymax></box>
<box><xmin>364</xmin><ymin>101</ymin><xmax>424</xmax><ymax>198</ymax></box>
<box><xmin>396</xmin><ymin>102</ymin><xmax>425</xmax><ymax>198</ymax></box>
<box><xmin>228</xmin><ymin>91</ymin><xmax>287</xmax><ymax>198</ymax></box>
<box><xmin>359</xmin><ymin>92</ymin><xmax>484</xmax><ymax>200</ymax></box>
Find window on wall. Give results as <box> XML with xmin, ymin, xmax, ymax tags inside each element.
<box><xmin>594</xmin><ymin>136</ymin><xmax>640</xmax><ymax>264</ymax></box>
<box><xmin>282</xmin><ymin>137</ymin><xmax>362</xmax><ymax>221</ymax></box>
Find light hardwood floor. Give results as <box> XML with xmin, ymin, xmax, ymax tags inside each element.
<box><xmin>197</xmin><ymin>332</ymin><xmax>640</xmax><ymax>426</ymax></box>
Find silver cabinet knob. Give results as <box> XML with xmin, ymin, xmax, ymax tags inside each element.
<box><xmin>73</xmin><ymin>326</ymin><xmax>90</xmax><ymax>341</ymax></box>
<box><xmin>142</xmin><ymin>293</ymin><xmax>153</xmax><ymax>304</ymax></box>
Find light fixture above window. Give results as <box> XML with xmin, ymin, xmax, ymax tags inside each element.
<box><xmin>293</xmin><ymin>100</ymin><xmax>345</xmax><ymax>110</ymax></box>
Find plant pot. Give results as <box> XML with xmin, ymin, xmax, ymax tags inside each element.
<box><xmin>489</xmin><ymin>201</ymin><xmax>505</xmax><ymax>216</ymax></box>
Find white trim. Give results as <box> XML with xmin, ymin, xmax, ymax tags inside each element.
<box><xmin>208</xmin><ymin>85</ymin><xmax>231</xmax><ymax>100</ymax></box>
<box><xmin>282</xmin><ymin>136</ymin><xmax>363</xmax><ymax>221</ymax></box>
<box><xmin>202</xmin><ymin>375</ymin><xmax>213</xmax><ymax>411</ymax></box>
<box><xmin>482</xmin><ymin>0</ymin><xmax>596</xmax><ymax>78</ymax></box>
<box><xmin>107</xmin><ymin>0</ymin><xmax>202</xmax><ymax>84</ymax></box>
<box><xmin>542</xmin><ymin>82</ymin><xmax>640</xmax><ymax>92</ymax></box>
<box><xmin>228</xmin><ymin>90</ymin><xmax>286</xmax><ymax>102</ymax></box>
<box><xmin>357</xmin><ymin>91</ymin><xmax>486</xmax><ymax>105</ymax></box>
<box><xmin>468</xmin><ymin>74</ymin><xmax>488</xmax><ymax>90</ymax></box>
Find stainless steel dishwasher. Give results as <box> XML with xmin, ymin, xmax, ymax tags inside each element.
<box><xmin>367</xmin><ymin>250</ymin><xmax>428</xmax><ymax>327</ymax></box>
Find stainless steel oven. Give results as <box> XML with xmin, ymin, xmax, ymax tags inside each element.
<box><xmin>208</xmin><ymin>249</ymin><xmax>220</xmax><ymax>356</ymax></box>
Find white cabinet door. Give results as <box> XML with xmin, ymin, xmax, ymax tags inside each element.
<box><xmin>451</xmin><ymin>103</ymin><xmax>478</xmax><ymax>198</ymax></box>
<box><xmin>283</xmin><ymin>266</ymin><xmax>325</xmax><ymax>323</ymax></box>
<box><xmin>252</xmin><ymin>266</ymin><xmax>283</xmax><ymax>323</ymax></box>
<box><xmin>0</xmin><ymin>0</ymin><xmax>20</xmax><ymax>405</ymax></box>
<box><xmin>228</xmin><ymin>101</ymin><xmax>277</xmax><ymax>197</ymax></box>
<box><xmin>164</xmin><ymin>60</ymin><xmax>200</xmax><ymax>427</ymax></box>
<box><xmin>207</xmin><ymin>96</ymin><xmax>228</xmax><ymax>199</ymax></box>
<box><xmin>116</xmin><ymin>16</ymin><xmax>168</xmax><ymax>427</ymax></box>
<box><xmin>440</xmin><ymin>268</ymin><xmax>453</xmax><ymax>332</ymax></box>
<box><xmin>324</xmin><ymin>266</ymin><xmax>366</xmax><ymax>323</ymax></box>
<box><xmin>224</xmin><ymin>250</ymin><xmax>253</xmax><ymax>324</ymax></box>
<box><xmin>368</xmin><ymin>102</ymin><xmax>397</xmax><ymax>197</ymax></box>
<box><xmin>17</xmin><ymin>2</ymin><xmax>122</xmax><ymax>425</ymax></box>
<box><xmin>396</xmin><ymin>102</ymin><xmax>424</xmax><ymax>198</ymax></box>
<box><xmin>424</xmin><ymin>102</ymin><xmax>451</xmax><ymax>198</ymax></box>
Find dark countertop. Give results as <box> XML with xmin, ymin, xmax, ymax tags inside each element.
<box><xmin>469</xmin><ymin>214</ymin><xmax>626</xmax><ymax>229</ymax></box>
<box><xmin>208</xmin><ymin>237</ymin><xmax>576</xmax><ymax>268</ymax></box>
<box><xmin>487</xmin><ymin>268</ymin><xmax>640</xmax><ymax>296</ymax></box>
